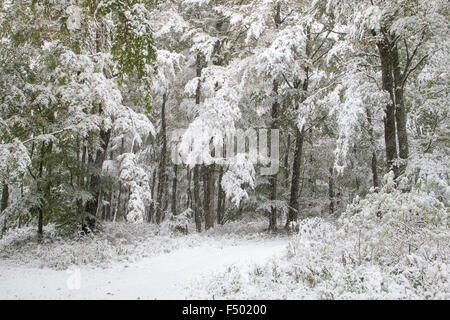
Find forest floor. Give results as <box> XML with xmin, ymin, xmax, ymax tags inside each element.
<box><xmin>1</xmin><ymin>212</ymin><xmax>448</xmax><ymax>299</ymax></box>
<box><xmin>0</xmin><ymin>238</ymin><xmax>286</xmax><ymax>299</ymax></box>
<box><xmin>0</xmin><ymin>218</ymin><xmax>289</xmax><ymax>299</ymax></box>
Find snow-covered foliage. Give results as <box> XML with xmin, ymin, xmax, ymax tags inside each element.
<box><xmin>97</xmin><ymin>0</ymin><xmax>157</xmax><ymax>80</ymax></box>
<box><xmin>117</xmin><ymin>153</ymin><xmax>152</xmax><ymax>223</ymax></box>
<box><xmin>0</xmin><ymin>0</ymin><xmax>448</xmax><ymax>301</ymax></box>
<box><xmin>329</xmin><ymin>66</ymin><xmax>388</xmax><ymax>172</ymax></box>
<box><xmin>326</xmin><ymin>0</ymin><xmax>449</xmax><ymax>173</ymax></box>
<box><xmin>195</xmin><ymin>175</ymin><xmax>449</xmax><ymax>299</ymax></box>
<box><xmin>0</xmin><ymin>139</ymin><xmax>30</xmax><ymax>184</ymax></box>
<box><xmin>0</xmin><ymin>0</ymin><xmax>156</xmax><ymax>231</ymax></box>
<box><xmin>151</xmin><ymin>50</ymin><xmax>183</xmax><ymax>94</ymax></box>
<box><xmin>256</xmin><ymin>25</ymin><xmax>307</xmax><ymax>82</ymax></box>
<box><xmin>181</xmin><ymin>64</ymin><xmax>242</xmax><ymax>167</ymax></box>
<box><xmin>221</xmin><ymin>154</ymin><xmax>256</xmax><ymax>206</ymax></box>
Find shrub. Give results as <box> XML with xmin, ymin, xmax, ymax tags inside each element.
<box><xmin>198</xmin><ymin>174</ymin><xmax>449</xmax><ymax>299</ymax></box>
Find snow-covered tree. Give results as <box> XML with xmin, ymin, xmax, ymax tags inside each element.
<box><xmin>326</xmin><ymin>0</ymin><xmax>449</xmax><ymax>179</ymax></box>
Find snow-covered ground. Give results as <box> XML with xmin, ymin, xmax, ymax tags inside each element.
<box><xmin>0</xmin><ymin>238</ymin><xmax>287</xmax><ymax>299</ymax></box>
<box><xmin>1</xmin><ymin>188</ymin><xmax>448</xmax><ymax>301</ymax></box>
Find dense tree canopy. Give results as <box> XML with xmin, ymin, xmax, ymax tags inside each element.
<box><xmin>1</xmin><ymin>0</ymin><xmax>448</xmax><ymax>237</ymax></box>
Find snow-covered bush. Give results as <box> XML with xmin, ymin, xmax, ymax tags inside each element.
<box><xmin>0</xmin><ymin>223</ymin><xmax>146</xmax><ymax>269</ymax></box>
<box><xmin>340</xmin><ymin>172</ymin><xmax>448</xmax><ymax>267</ymax></box>
<box><xmin>159</xmin><ymin>209</ymin><xmax>192</xmax><ymax>235</ymax></box>
<box><xmin>204</xmin><ymin>213</ymin><xmax>274</xmax><ymax>240</ymax></box>
<box><xmin>196</xmin><ymin>177</ymin><xmax>449</xmax><ymax>299</ymax></box>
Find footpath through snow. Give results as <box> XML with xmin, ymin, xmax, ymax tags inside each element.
<box><xmin>0</xmin><ymin>238</ymin><xmax>287</xmax><ymax>299</ymax></box>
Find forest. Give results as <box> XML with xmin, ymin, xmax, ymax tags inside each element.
<box><xmin>0</xmin><ymin>0</ymin><xmax>448</xmax><ymax>300</ymax></box>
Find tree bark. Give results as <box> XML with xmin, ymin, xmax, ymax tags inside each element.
<box><xmin>371</xmin><ymin>151</ymin><xmax>379</xmax><ymax>188</ymax></box>
<box><xmin>286</xmin><ymin>25</ymin><xmax>310</xmax><ymax>228</ymax></box>
<box><xmin>1</xmin><ymin>184</ymin><xmax>8</xmax><ymax>213</ymax></box>
<box><xmin>216</xmin><ymin>138</ymin><xmax>226</xmax><ymax>225</ymax></box>
<box><xmin>392</xmin><ymin>44</ymin><xmax>409</xmax><ymax>175</ymax></box>
<box><xmin>187</xmin><ymin>166</ymin><xmax>192</xmax><ymax>210</ymax></box>
<box><xmin>84</xmin><ymin>128</ymin><xmax>111</xmax><ymax>232</ymax></box>
<box><xmin>286</xmin><ymin>130</ymin><xmax>304</xmax><ymax>226</ymax></box>
<box><xmin>82</xmin><ymin>15</ymin><xmax>110</xmax><ymax>231</ymax></box>
<box><xmin>148</xmin><ymin>168</ymin><xmax>157</xmax><ymax>222</ymax></box>
<box><xmin>376</xmin><ymin>34</ymin><xmax>399</xmax><ymax>178</ymax></box>
<box><xmin>202</xmin><ymin>165</ymin><xmax>209</xmax><ymax>222</ymax></box>
<box><xmin>205</xmin><ymin>163</ymin><xmax>215</xmax><ymax>230</ymax></box>
<box><xmin>269</xmin><ymin>80</ymin><xmax>279</xmax><ymax>232</ymax></box>
<box><xmin>193</xmin><ymin>165</ymin><xmax>202</xmax><ymax>232</ymax></box>
<box><xmin>217</xmin><ymin>165</ymin><xmax>225</xmax><ymax>225</ymax></box>
<box><xmin>1</xmin><ymin>183</ymin><xmax>9</xmax><ymax>235</ymax></box>
<box><xmin>156</xmin><ymin>92</ymin><xmax>168</xmax><ymax>224</ymax></box>
<box><xmin>366</xmin><ymin>108</ymin><xmax>379</xmax><ymax>188</ymax></box>
<box><xmin>37</xmin><ymin>141</ymin><xmax>47</xmax><ymax>238</ymax></box>
<box><xmin>284</xmin><ymin>134</ymin><xmax>290</xmax><ymax>187</ymax></box>
<box><xmin>193</xmin><ymin>52</ymin><xmax>204</xmax><ymax>232</ymax></box>
<box><xmin>328</xmin><ymin>167</ymin><xmax>335</xmax><ymax>214</ymax></box>
<box><xmin>171</xmin><ymin>164</ymin><xmax>178</xmax><ymax>215</ymax></box>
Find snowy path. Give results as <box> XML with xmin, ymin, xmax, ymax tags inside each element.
<box><xmin>0</xmin><ymin>239</ymin><xmax>287</xmax><ymax>299</ymax></box>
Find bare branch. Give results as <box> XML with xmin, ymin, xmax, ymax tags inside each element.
<box><xmin>403</xmin><ymin>38</ymin><xmax>410</xmax><ymax>62</ymax></box>
<box><xmin>280</xmin><ymin>9</ymin><xmax>294</xmax><ymax>25</ymax></box>
<box><xmin>311</xmin><ymin>31</ymin><xmax>331</xmax><ymax>60</ymax></box>
<box><xmin>281</xmin><ymin>72</ymin><xmax>293</xmax><ymax>89</ymax></box>
<box><xmin>312</xmin><ymin>44</ymin><xmax>334</xmax><ymax>64</ymax></box>
<box><xmin>402</xmin><ymin>54</ymin><xmax>428</xmax><ymax>86</ymax></box>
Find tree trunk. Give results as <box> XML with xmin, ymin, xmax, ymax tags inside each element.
<box><xmin>107</xmin><ymin>189</ymin><xmax>113</xmax><ymax>221</ymax></box>
<box><xmin>269</xmin><ymin>80</ymin><xmax>279</xmax><ymax>232</ymax></box>
<box><xmin>37</xmin><ymin>141</ymin><xmax>46</xmax><ymax>238</ymax></box>
<box><xmin>286</xmin><ymin>26</ymin><xmax>310</xmax><ymax>228</ymax></box>
<box><xmin>1</xmin><ymin>184</ymin><xmax>8</xmax><ymax>213</ymax></box>
<box><xmin>116</xmin><ymin>179</ymin><xmax>123</xmax><ymax>222</ymax></box>
<box><xmin>204</xmin><ymin>137</ymin><xmax>216</xmax><ymax>230</ymax></box>
<box><xmin>163</xmin><ymin>172</ymin><xmax>169</xmax><ymax>219</ymax></box>
<box><xmin>171</xmin><ymin>164</ymin><xmax>178</xmax><ymax>215</ymax></box>
<box><xmin>193</xmin><ymin>165</ymin><xmax>202</xmax><ymax>232</ymax></box>
<box><xmin>205</xmin><ymin>163</ymin><xmax>215</xmax><ymax>230</ymax></box>
<box><xmin>328</xmin><ymin>167</ymin><xmax>335</xmax><ymax>214</ymax></box>
<box><xmin>149</xmin><ymin>168</ymin><xmax>157</xmax><ymax>222</ymax></box>
<box><xmin>202</xmin><ymin>165</ymin><xmax>209</xmax><ymax>222</ymax></box>
<box><xmin>193</xmin><ymin>52</ymin><xmax>204</xmax><ymax>232</ymax></box>
<box><xmin>284</xmin><ymin>133</ymin><xmax>290</xmax><ymax>187</ymax></box>
<box><xmin>106</xmin><ymin>150</ymin><xmax>114</xmax><ymax>221</ymax></box>
<box><xmin>1</xmin><ymin>183</ymin><xmax>9</xmax><ymax>235</ymax></box>
<box><xmin>84</xmin><ymin>128</ymin><xmax>111</xmax><ymax>232</ymax></box>
<box><xmin>268</xmin><ymin>1</ymin><xmax>282</xmax><ymax>231</ymax></box>
<box><xmin>124</xmin><ymin>186</ymin><xmax>130</xmax><ymax>221</ymax></box>
<box><xmin>217</xmin><ymin>165</ymin><xmax>225</xmax><ymax>225</ymax></box>
<box><xmin>376</xmin><ymin>35</ymin><xmax>399</xmax><ymax>178</ymax></box>
<box><xmin>216</xmin><ymin>138</ymin><xmax>226</xmax><ymax>225</ymax></box>
<box><xmin>366</xmin><ymin>108</ymin><xmax>379</xmax><ymax>188</ymax></box>
<box><xmin>371</xmin><ymin>151</ymin><xmax>379</xmax><ymax>188</ymax></box>
<box><xmin>187</xmin><ymin>166</ymin><xmax>192</xmax><ymax>210</ymax></box>
<box><xmin>286</xmin><ymin>130</ymin><xmax>304</xmax><ymax>226</ymax></box>
<box><xmin>392</xmin><ymin>44</ymin><xmax>409</xmax><ymax>175</ymax></box>
<box><xmin>82</xmin><ymin>17</ymin><xmax>110</xmax><ymax>231</ymax></box>
<box><xmin>156</xmin><ymin>92</ymin><xmax>168</xmax><ymax>224</ymax></box>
